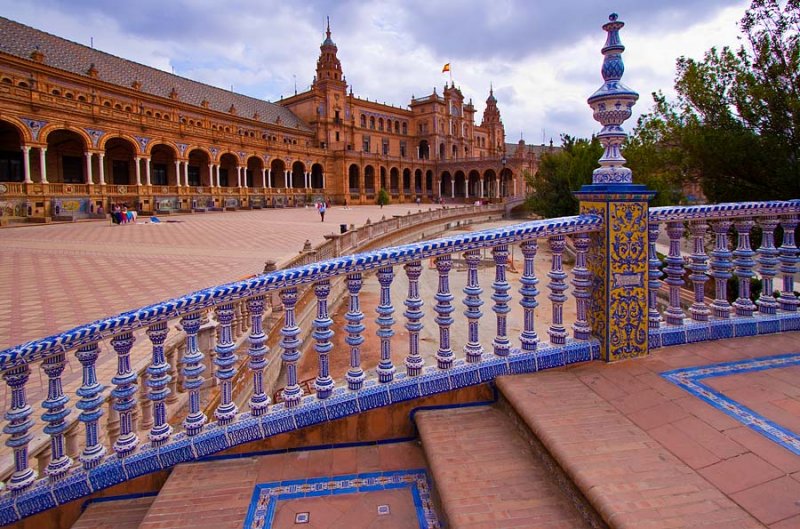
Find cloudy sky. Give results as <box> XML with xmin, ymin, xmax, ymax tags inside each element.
<box><xmin>1</xmin><ymin>0</ymin><xmax>750</xmax><ymax>144</ymax></box>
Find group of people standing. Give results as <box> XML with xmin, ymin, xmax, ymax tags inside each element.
<box><xmin>110</xmin><ymin>203</ymin><xmax>137</xmax><ymax>225</ymax></box>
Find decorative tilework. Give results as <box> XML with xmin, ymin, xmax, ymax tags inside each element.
<box><xmin>242</xmin><ymin>469</ymin><xmax>440</xmax><ymax>529</ymax></box>
<box><xmin>661</xmin><ymin>353</ymin><xmax>800</xmax><ymax>455</ymax></box>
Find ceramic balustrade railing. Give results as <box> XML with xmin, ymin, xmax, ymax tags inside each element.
<box><xmin>648</xmin><ymin>200</ymin><xmax>800</xmax><ymax>347</ymax></box>
<box><xmin>0</xmin><ymin>213</ymin><xmax>600</xmax><ymax>523</ymax></box>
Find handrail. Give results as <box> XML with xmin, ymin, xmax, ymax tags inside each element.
<box><xmin>649</xmin><ymin>199</ymin><xmax>799</xmax><ymax>223</ymax></box>
<box><xmin>0</xmin><ymin>213</ymin><xmax>599</xmax><ymax>370</ymax></box>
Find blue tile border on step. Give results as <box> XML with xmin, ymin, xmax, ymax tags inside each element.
<box><xmin>241</xmin><ymin>468</ymin><xmax>440</xmax><ymax>529</ymax></box>
<box><xmin>661</xmin><ymin>353</ymin><xmax>800</xmax><ymax>455</ymax></box>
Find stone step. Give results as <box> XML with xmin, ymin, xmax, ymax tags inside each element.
<box><xmin>71</xmin><ymin>496</ymin><xmax>155</xmax><ymax>529</ymax></box>
<box><xmin>496</xmin><ymin>370</ymin><xmax>765</xmax><ymax>529</ymax></box>
<box><xmin>416</xmin><ymin>405</ymin><xmax>596</xmax><ymax>529</ymax></box>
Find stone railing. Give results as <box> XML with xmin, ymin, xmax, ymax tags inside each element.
<box><xmin>647</xmin><ymin>200</ymin><xmax>800</xmax><ymax>347</ymax></box>
<box><xmin>0</xmin><ymin>210</ymin><xmax>600</xmax><ymax>523</ymax></box>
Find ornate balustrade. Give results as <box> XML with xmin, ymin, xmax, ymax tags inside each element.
<box><xmin>0</xmin><ymin>202</ymin><xmax>532</xmax><ymax>522</ymax></box>
<box><xmin>647</xmin><ymin>200</ymin><xmax>800</xmax><ymax>347</ymax></box>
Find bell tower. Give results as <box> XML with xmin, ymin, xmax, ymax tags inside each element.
<box><xmin>481</xmin><ymin>86</ymin><xmax>505</xmax><ymax>155</ymax></box>
<box><xmin>310</xmin><ymin>17</ymin><xmax>348</xmax><ymax>150</ymax></box>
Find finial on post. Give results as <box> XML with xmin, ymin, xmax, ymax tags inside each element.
<box><xmin>587</xmin><ymin>13</ymin><xmax>638</xmax><ymax>185</ymax></box>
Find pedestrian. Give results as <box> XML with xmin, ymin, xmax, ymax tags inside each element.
<box><xmin>319</xmin><ymin>201</ymin><xmax>326</xmax><ymax>222</ymax></box>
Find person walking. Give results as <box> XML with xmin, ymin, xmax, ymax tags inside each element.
<box><xmin>319</xmin><ymin>201</ymin><xmax>326</xmax><ymax>222</ymax></box>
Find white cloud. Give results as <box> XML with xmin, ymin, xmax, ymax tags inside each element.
<box><xmin>0</xmin><ymin>0</ymin><xmax>749</xmax><ymax>143</ymax></box>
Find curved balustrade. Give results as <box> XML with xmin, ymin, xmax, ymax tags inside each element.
<box><xmin>0</xmin><ymin>212</ymin><xmax>602</xmax><ymax>524</ymax></box>
<box><xmin>648</xmin><ymin>200</ymin><xmax>800</xmax><ymax>347</ymax></box>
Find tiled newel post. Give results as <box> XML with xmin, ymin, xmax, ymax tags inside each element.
<box><xmin>575</xmin><ymin>13</ymin><xmax>655</xmax><ymax>361</ymax></box>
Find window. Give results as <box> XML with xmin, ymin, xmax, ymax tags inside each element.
<box><xmin>0</xmin><ymin>150</ymin><xmax>23</xmax><ymax>182</ymax></box>
<box><xmin>402</xmin><ymin>122</ymin><xmax>407</xmax><ymax>135</ymax></box>
<box><xmin>369</xmin><ymin>116</ymin><xmax>375</xmax><ymax>129</ymax></box>
<box><xmin>335</xmin><ymin>132</ymin><xmax>340</xmax><ymax>142</ymax></box>
<box><xmin>218</xmin><ymin>168</ymin><xmax>229</xmax><ymax>187</ymax></box>
<box><xmin>361</xmin><ymin>115</ymin><xmax>366</xmax><ymax>127</ymax></box>
<box><xmin>62</xmin><ymin>156</ymin><xmax>83</xmax><ymax>183</ymax></box>
<box><xmin>363</xmin><ymin>136</ymin><xmax>371</xmax><ymax>153</ymax></box>
<box><xmin>152</xmin><ymin>163</ymin><xmax>168</xmax><ymax>185</ymax></box>
<box><xmin>246</xmin><ymin>169</ymin><xmax>254</xmax><ymax>187</ymax></box>
<box><xmin>334</xmin><ymin>110</ymin><xmax>341</xmax><ymax>124</ymax></box>
<box><xmin>188</xmin><ymin>166</ymin><xmax>200</xmax><ymax>186</ymax></box>
<box><xmin>382</xmin><ymin>139</ymin><xmax>389</xmax><ymax>155</ymax></box>
<box><xmin>400</xmin><ymin>141</ymin><xmax>407</xmax><ymax>158</ymax></box>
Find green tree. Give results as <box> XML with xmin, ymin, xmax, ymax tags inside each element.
<box><xmin>525</xmin><ymin>135</ymin><xmax>600</xmax><ymax>218</ymax></box>
<box><xmin>376</xmin><ymin>188</ymin><xmax>390</xmax><ymax>208</ymax></box>
<box><xmin>628</xmin><ymin>0</ymin><xmax>800</xmax><ymax>202</ymax></box>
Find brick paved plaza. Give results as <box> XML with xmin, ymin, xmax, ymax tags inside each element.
<box><xmin>0</xmin><ymin>204</ymin><xmax>422</xmax><ymax>350</ymax></box>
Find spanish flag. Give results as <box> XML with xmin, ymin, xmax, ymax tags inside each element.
<box><xmin>442</xmin><ymin>63</ymin><xmax>450</xmax><ymax>73</ymax></box>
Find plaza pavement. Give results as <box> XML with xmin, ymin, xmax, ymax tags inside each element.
<box><xmin>0</xmin><ymin>204</ymin><xmax>428</xmax><ymax>350</ymax></box>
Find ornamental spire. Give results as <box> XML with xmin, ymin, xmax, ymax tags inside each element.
<box><xmin>587</xmin><ymin>13</ymin><xmax>638</xmax><ymax>185</ymax></box>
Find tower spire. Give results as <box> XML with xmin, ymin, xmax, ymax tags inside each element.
<box><xmin>326</xmin><ymin>16</ymin><xmax>331</xmax><ymax>40</ymax></box>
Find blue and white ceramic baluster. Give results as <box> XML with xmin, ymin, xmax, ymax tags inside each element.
<box><xmin>492</xmin><ymin>245</ymin><xmax>512</xmax><ymax>355</ymax></box>
<box><xmin>376</xmin><ymin>267</ymin><xmax>397</xmax><ymax>382</ymax></box>
<box><xmin>280</xmin><ymin>287</ymin><xmax>303</xmax><ymax>407</ymax></box>
<box><xmin>463</xmin><ymin>249</ymin><xmax>484</xmax><ymax>362</ymax></box>
<box><xmin>757</xmin><ymin>216</ymin><xmax>780</xmax><ymax>314</ymax></box>
<box><xmin>75</xmin><ymin>342</ymin><xmax>106</xmax><ymax>469</ymax></box>
<box><xmin>709</xmin><ymin>220</ymin><xmax>733</xmax><ymax>318</ymax></box>
<box><xmin>248</xmin><ymin>296</ymin><xmax>271</xmax><ymax>415</ymax></box>
<box><xmin>434</xmin><ymin>255</ymin><xmax>455</xmax><ymax>368</ymax></box>
<box><xmin>146</xmin><ymin>322</ymin><xmax>172</xmax><ymax>446</ymax></box>
<box><xmin>213</xmin><ymin>304</ymin><xmax>238</xmax><ymax>424</ymax></box>
<box><xmin>648</xmin><ymin>222</ymin><xmax>663</xmax><ymax>328</ymax></box>
<box><xmin>403</xmin><ymin>261</ymin><xmax>425</xmax><ymax>375</ymax></box>
<box><xmin>547</xmin><ymin>236</ymin><xmax>568</xmax><ymax>345</ymax></box>
<box><xmin>733</xmin><ymin>219</ymin><xmax>757</xmax><ymax>317</ymax></box>
<box><xmin>779</xmin><ymin>214</ymin><xmax>799</xmax><ymax>311</ymax></box>
<box><xmin>571</xmin><ymin>233</ymin><xmax>592</xmax><ymax>339</ymax></box>
<box><xmin>3</xmin><ymin>365</ymin><xmax>36</xmax><ymax>492</ymax></box>
<box><xmin>313</xmin><ymin>281</ymin><xmax>335</xmax><ymax>397</ymax></box>
<box><xmin>345</xmin><ymin>273</ymin><xmax>366</xmax><ymax>390</ymax></box>
<box><xmin>41</xmin><ymin>352</ymin><xmax>71</xmax><ymax>480</ymax></box>
<box><xmin>664</xmin><ymin>221</ymin><xmax>686</xmax><ymax>325</ymax></box>
<box><xmin>688</xmin><ymin>222</ymin><xmax>710</xmax><ymax>321</ymax></box>
<box><xmin>180</xmin><ymin>312</ymin><xmax>207</xmax><ymax>435</ymax></box>
<box><xmin>111</xmin><ymin>332</ymin><xmax>139</xmax><ymax>455</ymax></box>
<box><xmin>519</xmin><ymin>240</ymin><xmax>539</xmax><ymax>352</ymax></box>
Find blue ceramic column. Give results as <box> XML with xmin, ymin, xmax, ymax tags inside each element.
<box><xmin>733</xmin><ymin>220</ymin><xmax>756</xmax><ymax>317</ymax></box>
<box><xmin>756</xmin><ymin>216</ymin><xmax>780</xmax><ymax>314</ymax></box>
<box><xmin>491</xmin><ymin>245</ymin><xmax>511</xmax><ymax>356</ymax></box>
<box><xmin>75</xmin><ymin>342</ymin><xmax>106</xmax><ymax>469</ymax></box>
<box><xmin>280</xmin><ymin>287</ymin><xmax>303</xmax><ymax>406</ymax></box>
<box><xmin>779</xmin><ymin>215</ymin><xmax>799</xmax><ymax>311</ymax></box>
<box><xmin>376</xmin><ymin>267</ymin><xmax>397</xmax><ymax>382</ymax></box>
<box><xmin>571</xmin><ymin>233</ymin><xmax>592</xmax><ymax>340</ymax></box>
<box><xmin>403</xmin><ymin>261</ymin><xmax>425</xmax><ymax>375</ymax></box>
<box><xmin>111</xmin><ymin>331</ymin><xmax>139</xmax><ymax>456</ymax></box>
<box><xmin>247</xmin><ymin>296</ymin><xmax>271</xmax><ymax>414</ymax></box>
<box><xmin>709</xmin><ymin>220</ymin><xmax>733</xmax><ymax>318</ymax></box>
<box><xmin>345</xmin><ymin>273</ymin><xmax>366</xmax><ymax>390</ymax></box>
<box><xmin>647</xmin><ymin>222</ymin><xmax>663</xmax><ymax>329</ymax></box>
<box><xmin>146</xmin><ymin>321</ymin><xmax>173</xmax><ymax>446</ymax></box>
<box><xmin>313</xmin><ymin>281</ymin><xmax>335</xmax><ymax>397</ymax></box>
<box><xmin>664</xmin><ymin>221</ymin><xmax>686</xmax><ymax>325</ymax></box>
<box><xmin>434</xmin><ymin>255</ymin><xmax>455</xmax><ymax>369</ymax></box>
<box><xmin>41</xmin><ymin>352</ymin><xmax>72</xmax><ymax>480</ymax></box>
<box><xmin>3</xmin><ymin>365</ymin><xmax>36</xmax><ymax>492</ymax></box>
<box><xmin>462</xmin><ymin>249</ymin><xmax>484</xmax><ymax>362</ymax></box>
<box><xmin>518</xmin><ymin>240</ymin><xmax>540</xmax><ymax>351</ymax></box>
<box><xmin>213</xmin><ymin>304</ymin><xmax>238</xmax><ymax>423</ymax></box>
<box><xmin>180</xmin><ymin>312</ymin><xmax>207</xmax><ymax>435</ymax></box>
<box><xmin>547</xmin><ymin>236</ymin><xmax>568</xmax><ymax>344</ymax></box>
<box><xmin>574</xmin><ymin>13</ymin><xmax>654</xmax><ymax>360</ymax></box>
<box><xmin>688</xmin><ymin>222</ymin><xmax>710</xmax><ymax>321</ymax></box>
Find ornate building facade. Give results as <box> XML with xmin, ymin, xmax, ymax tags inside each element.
<box><xmin>0</xmin><ymin>17</ymin><xmax>536</xmax><ymax>221</ymax></box>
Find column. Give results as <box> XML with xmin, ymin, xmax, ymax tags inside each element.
<box><xmin>144</xmin><ymin>158</ymin><xmax>151</xmax><ymax>186</ymax></box>
<box><xmin>247</xmin><ymin>296</ymin><xmax>270</xmax><ymax>414</ymax></box>
<box><xmin>480</xmin><ymin>179</ymin><xmax>484</xmax><ymax>198</ymax></box>
<box><xmin>492</xmin><ymin>245</ymin><xmax>511</xmax><ymax>355</ymax></box>
<box><xmin>573</xmin><ymin>13</ymin><xmax>654</xmax><ymax>361</ymax></box>
<box><xmin>312</xmin><ymin>282</ymin><xmax>335</xmax><ymax>397</ymax></box>
<box><xmin>376</xmin><ymin>267</ymin><xmax>396</xmax><ymax>383</ymax></box>
<box><xmin>403</xmin><ymin>262</ymin><xmax>424</xmax><ymax>376</ymax></box>
<box><xmin>110</xmin><ymin>332</ymin><xmax>139</xmax><ymax>456</ymax></box>
<box><xmin>84</xmin><ymin>152</ymin><xmax>93</xmax><ymax>185</ymax></box>
<box><xmin>519</xmin><ymin>241</ymin><xmax>539</xmax><ymax>352</ymax></box>
<box><xmin>208</xmin><ymin>164</ymin><xmax>214</xmax><ymax>188</ymax></box>
<box><xmin>267</xmin><ymin>168</ymin><xmax>272</xmax><ymax>188</ymax></box>
<box><xmin>732</xmin><ymin>219</ymin><xmax>756</xmax><ymax>317</ymax></box>
<box><xmin>284</xmin><ymin>170</ymin><xmax>289</xmax><ymax>189</ymax></box>
<box><xmin>75</xmin><ymin>342</ymin><xmax>106</xmax><ymax>469</ymax></box>
<box><xmin>145</xmin><ymin>322</ymin><xmax>172</xmax><ymax>447</ymax></box>
<box><xmin>687</xmin><ymin>222</ymin><xmax>710</xmax><ymax>321</ymax></box>
<box><xmin>261</xmin><ymin>168</ymin><xmax>267</xmax><ymax>188</ymax></box>
<box><xmin>345</xmin><ymin>273</ymin><xmax>366</xmax><ymax>390</ymax></box>
<box><xmin>134</xmin><ymin>157</ymin><xmax>142</xmax><ymax>186</ymax></box>
<box><xmin>547</xmin><ymin>237</ymin><xmax>568</xmax><ymax>345</ymax></box>
<box><xmin>98</xmin><ymin>153</ymin><xmax>106</xmax><ymax>185</ymax></box>
<box><xmin>180</xmin><ymin>312</ymin><xmax>207</xmax><ymax>436</ymax></box>
<box><xmin>183</xmin><ymin>161</ymin><xmax>189</xmax><ymax>187</ymax></box>
<box><xmin>3</xmin><ymin>365</ymin><xmax>36</xmax><ymax>492</ymax></box>
<box><xmin>242</xmin><ymin>167</ymin><xmax>248</xmax><ymax>188</ymax></box>
<box><xmin>22</xmin><ymin>146</ymin><xmax>32</xmax><ymax>183</ymax></box>
<box><xmin>280</xmin><ymin>287</ymin><xmax>302</xmax><ymax>407</ymax></box>
<box><xmin>434</xmin><ymin>255</ymin><xmax>454</xmax><ymax>369</ymax></box>
<box><xmin>779</xmin><ymin>215</ymin><xmax>799</xmax><ymax>311</ymax></box>
<box><xmin>463</xmin><ymin>249</ymin><xmax>483</xmax><ymax>362</ymax></box>
<box><xmin>174</xmin><ymin>160</ymin><xmax>181</xmax><ymax>187</ymax></box>
<box><xmin>39</xmin><ymin>147</ymin><xmax>48</xmax><ymax>183</ymax></box>
<box><xmin>237</xmin><ymin>167</ymin><xmax>242</xmax><ymax>187</ymax></box>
